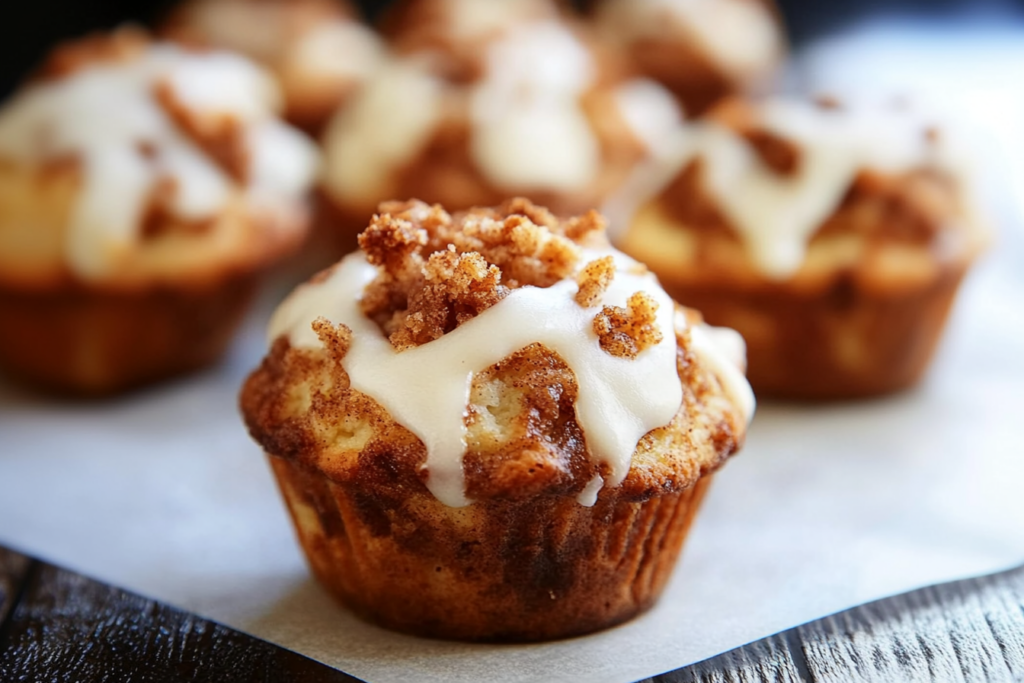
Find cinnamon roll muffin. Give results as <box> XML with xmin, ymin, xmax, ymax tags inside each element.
<box><xmin>379</xmin><ymin>0</ymin><xmax>565</xmax><ymax>81</ymax></box>
<box><xmin>615</xmin><ymin>97</ymin><xmax>989</xmax><ymax>399</ymax></box>
<box><xmin>591</xmin><ymin>0</ymin><xmax>785</xmax><ymax>116</ymax></box>
<box><xmin>163</xmin><ymin>0</ymin><xmax>385</xmax><ymax>133</ymax></box>
<box><xmin>0</xmin><ymin>29</ymin><xmax>319</xmax><ymax>394</ymax></box>
<box><xmin>319</xmin><ymin>2</ymin><xmax>683</xmax><ymax>251</ymax></box>
<box><xmin>240</xmin><ymin>198</ymin><xmax>753</xmax><ymax>641</ymax></box>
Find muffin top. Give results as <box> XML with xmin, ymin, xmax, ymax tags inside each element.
<box><xmin>593</xmin><ymin>0</ymin><xmax>783</xmax><ymax>90</ymax></box>
<box><xmin>163</xmin><ymin>0</ymin><xmax>384</xmax><ymax>129</ymax></box>
<box><xmin>245</xmin><ymin>199</ymin><xmax>752</xmax><ymax>508</ymax></box>
<box><xmin>618</xmin><ymin>97</ymin><xmax>984</xmax><ymax>282</ymax></box>
<box><xmin>320</xmin><ymin>7</ymin><xmax>681</xmax><ymax>218</ymax></box>
<box><xmin>0</xmin><ymin>29</ymin><xmax>319</xmax><ymax>287</ymax></box>
<box><xmin>381</xmin><ymin>0</ymin><xmax>564</xmax><ymax>81</ymax></box>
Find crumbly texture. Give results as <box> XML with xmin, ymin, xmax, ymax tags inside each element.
<box><xmin>574</xmin><ymin>255</ymin><xmax>614</xmax><ymax>307</ymax></box>
<box><xmin>358</xmin><ymin>198</ymin><xmax>617</xmax><ymax>351</ymax></box>
<box><xmin>242</xmin><ymin>313</ymin><xmax>742</xmax><ymax>503</ymax></box>
<box><xmin>593</xmin><ymin>291</ymin><xmax>663</xmax><ymax>359</ymax></box>
<box><xmin>242</xmin><ymin>199</ymin><xmax>746</xmax><ymax>501</ymax></box>
<box><xmin>241</xmin><ymin>198</ymin><xmax>749</xmax><ymax>641</ymax></box>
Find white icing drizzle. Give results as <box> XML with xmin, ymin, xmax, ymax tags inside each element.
<box><xmin>598</xmin><ymin>0</ymin><xmax>781</xmax><ymax>85</ymax></box>
<box><xmin>322</xmin><ymin>19</ymin><xmax>608</xmax><ymax>205</ymax></box>
<box><xmin>469</xmin><ymin>20</ymin><xmax>600</xmax><ymax>193</ymax></box>
<box><xmin>687</xmin><ymin>322</ymin><xmax>755</xmax><ymax>424</ymax></box>
<box><xmin>269</xmin><ymin>245</ymin><xmax>690</xmax><ymax>508</ymax></box>
<box><xmin>321</xmin><ymin>58</ymin><xmax>445</xmax><ymax>204</ymax></box>
<box><xmin>0</xmin><ymin>44</ymin><xmax>318</xmax><ymax>280</ymax></box>
<box><xmin>608</xmin><ymin>98</ymin><xmax>962</xmax><ymax>279</ymax></box>
<box><xmin>696</xmin><ymin>100</ymin><xmax>959</xmax><ymax>278</ymax></box>
<box><xmin>576</xmin><ymin>474</ymin><xmax>605</xmax><ymax>507</ymax></box>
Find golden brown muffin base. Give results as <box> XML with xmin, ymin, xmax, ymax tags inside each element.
<box><xmin>269</xmin><ymin>453</ymin><xmax>712</xmax><ymax>642</ymax></box>
<box><xmin>660</xmin><ymin>264</ymin><xmax>969</xmax><ymax>400</ymax></box>
<box><xmin>0</xmin><ymin>273</ymin><xmax>258</xmax><ymax>396</ymax></box>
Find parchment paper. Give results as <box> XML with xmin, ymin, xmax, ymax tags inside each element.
<box><xmin>1</xmin><ymin>25</ymin><xmax>1023</xmax><ymax>683</ymax></box>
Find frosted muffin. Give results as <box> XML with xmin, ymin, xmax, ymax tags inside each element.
<box><xmin>319</xmin><ymin>4</ymin><xmax>683</xmax><ymax>250</ymax></box>
<box><xmin>0</xmin><ymin>30</ymin><xmax>319</xmax><ymax>394</ymax></box>
<box><xmin>240</xmin><ymin>198</ymin><xmax>753</xmax><ymax>641</ymax></box>
<box><xmin>592</xmin><ymin>0</ymin><xmax>784</xmax><ymax>116</ymax></box>
<box><xmin>615</xmin><ymin>97</ymin><xmax>988</xmax><ymax>399</ymax></box>
<box><xmin>379</xmin><ymin>0</ymin><xmax>565</xmax><ymax>81</ymax></box>
<box><xmin>163</xmin><ymin>0</ymin><xmax>385</xmax><ymax>133</ymax></box>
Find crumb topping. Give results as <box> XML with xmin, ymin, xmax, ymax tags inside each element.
<box><xmin>360</xmin><ymin>198</ymin><xmax>608</xmax><ymax>351</ymax></box>
<box><xmin>593</xmin><ymin>291</ymin><xmax>662</xmax><ymax>359</ymax></box>
<box><xmin>575</xmin><ymin>256</ymin><xmax>615</xmax><ymax>308</ymax></box>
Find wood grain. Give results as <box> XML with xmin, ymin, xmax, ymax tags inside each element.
<box><xmin>654</xmin><ymin>564</ymin><xmax>1024</xmax><ymax>683</ymax></box>
<box><xmin>0</xmin><ymin>556</ymin><xmax>361</xmax><ymax>683</ymax></box>
<box><xmin>796</xmin><ymin>565</ymin><xmax>1024</xmax><ymax>683</ymax></box>
<box><xmin>2</xmin><ymin>543</ymin><xmax>1023</xmax><ymax>683</ymax></box>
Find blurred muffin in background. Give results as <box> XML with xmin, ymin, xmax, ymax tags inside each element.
<box><xmin>163</xmin><ymin>0</ymin><xmax>384</xmax><ymax>134</ymax></box>
<box><xmin>379</xmin><ymin>0</ymin><xmax>564</xmax><ymax>81</ymax></box>
<box><xmin>319</xmin><ymin>0</ymin><xmax>684</xmax><ymax>249</ymax></box>
<box><xmin>0</xmin><ymin>28</ymin><xmax>319</xmax><ymax>395</ymax></box>
<box><xmin>591</xmin><ymin>0</ymin><xmax>785</xmax><ymax>117</ymax></box>
<box><xmin>614</xmin><ymin>97</ymin><xmax>989</xmax><ymax>399</ymax></box>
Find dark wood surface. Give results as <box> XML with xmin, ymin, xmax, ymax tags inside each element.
<box><xmin>0</xmin><ymin>546</ymin><xmax>360</xmax><ymax>682</ymax></box>
<box><xmin>1</xmin><ymin>545</ymin><xmax>1022</xmax><ymax>682</ymax></box>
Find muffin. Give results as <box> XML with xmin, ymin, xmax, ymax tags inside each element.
<box><xmin>319</xmin><ymin>2</ymin><xmax>684</xmax><ymax>251</ymax></box>
<box><xmin>591</xmin><ymin>0</ymin><xmax>785</xmax><ymax>117</ymax></box>
<box><xmin>0</xmin><ymin>29</ymin><xmax>319</xmax><ymax>394</ymax></box>
<box><xmin>614</xmin><ymin>97</ymin><xmax>989</xmax><ymax>399</ymax></box>
<box><xmin>240</xmin><ymin>198</ymin><xmax>753</xmax><ymax>641</ymax></box>
<box><xmin>163</xmin><ymin>0</ymin><xmax>385</xmax><ymax>134</ymax></box>
<box><xmin>379</xmin><ymin>0</ymin><xmax>565</xmax><ymax>81</ymax></box>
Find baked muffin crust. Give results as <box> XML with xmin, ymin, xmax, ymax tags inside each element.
<box><xmin>241</xmin><ymin>198</ymin><xmax>753</xmax><ymax>640</ymax></box>
<box><xmin>614</xmin><ymin>97</ymin><xmax>988</xmax><ymax>398</ymax></box>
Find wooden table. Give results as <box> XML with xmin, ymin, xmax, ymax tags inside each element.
<box><xmin>1</xmin><ymin>544</ymin><xmax>1021</xmax><ymax>682</ymax></box>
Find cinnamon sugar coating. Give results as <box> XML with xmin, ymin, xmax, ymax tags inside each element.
<box><xmin>359</xmin><ymin>199</ymin><xmax>626</xmax><ymax>351</ymax></box>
